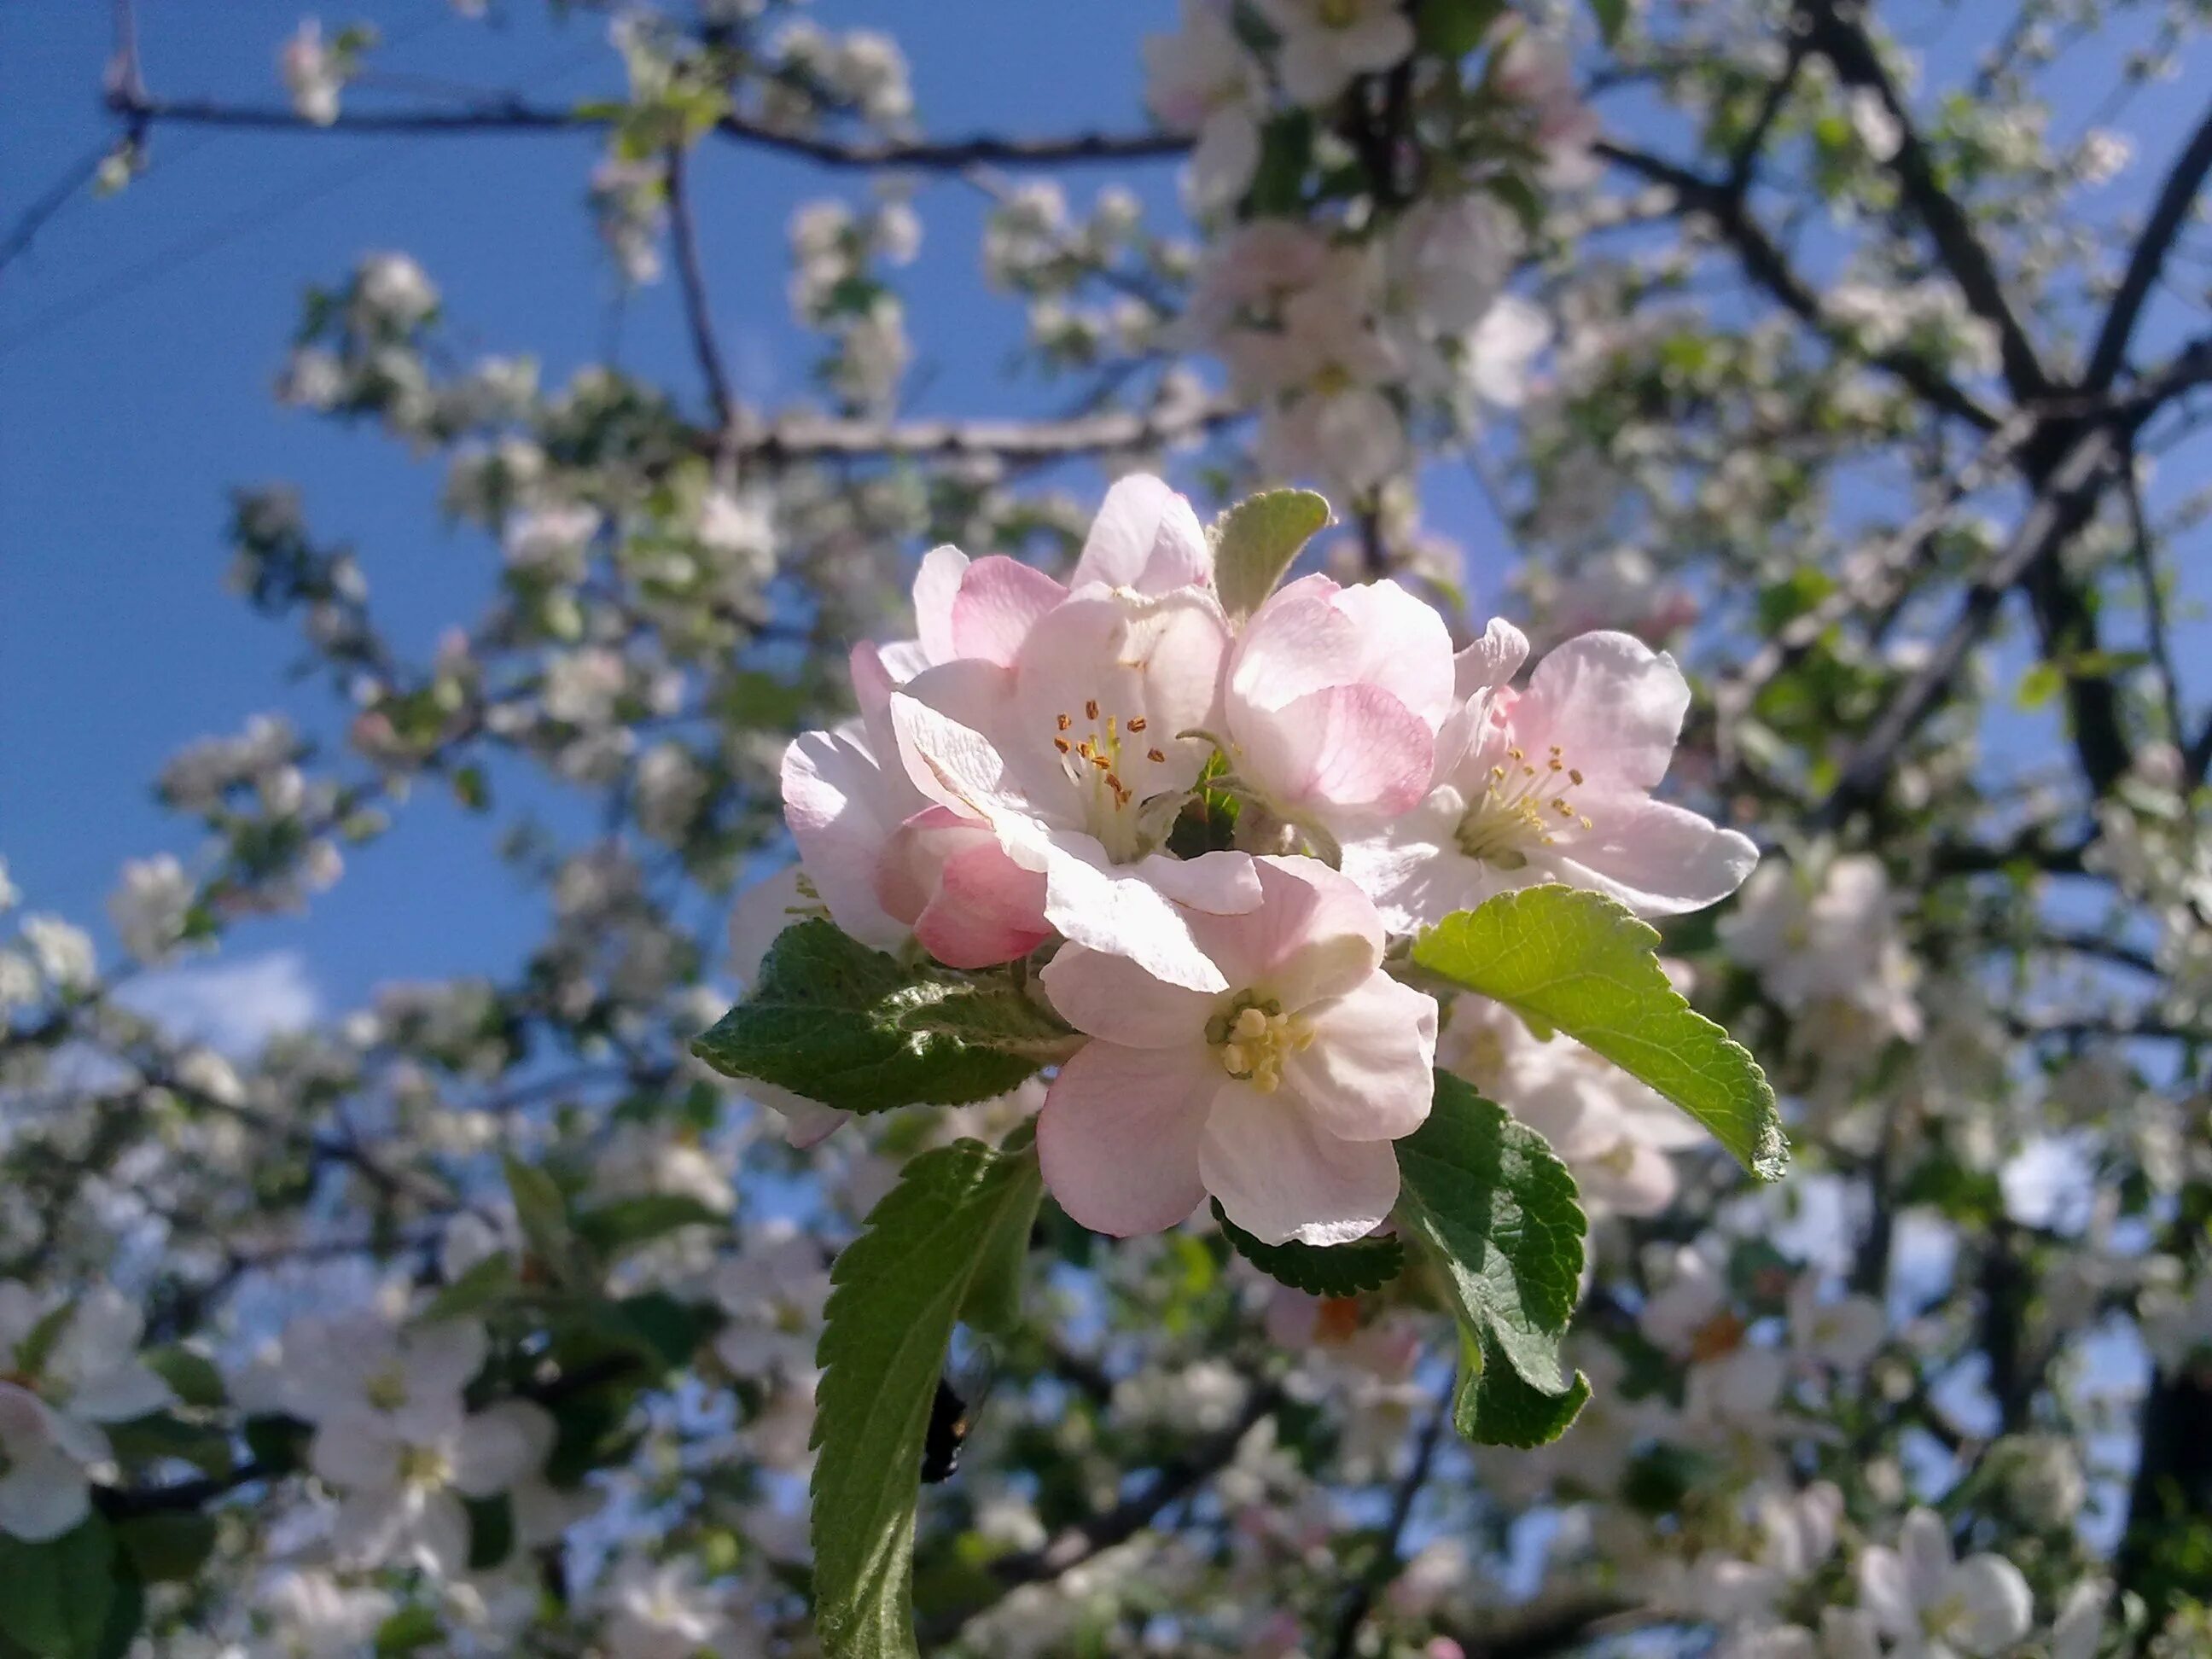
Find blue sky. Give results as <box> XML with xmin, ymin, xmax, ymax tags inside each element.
<box><xmin>3</xmin><ymin>2</ymin><xmax>2208</xmax><ymax>1033</ymax></box>
<box><xmin>0</xmin><ymin>1</ymin><xmax>1200</xmax><ymax>1019</ymax></box>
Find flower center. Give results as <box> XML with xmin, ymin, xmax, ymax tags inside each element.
<box><xmin>1051</xmin><ymin>701</ymin><xmax>1172</xmax><ymax>864</ymax></box>
<box><xmin>397</xmin><ymin>1443</ymin><xmax>452</xmax><ymax>1489</ymax></box>
<box><xmin>1318</xmin><ymin>0</ymin><xmax>1360</xmax><ymax>28</ymax></box>
<box><xmin>1454</xmin><ymin>743</ymin><xmax>1592</xmax><ymax>869</ymax></box>
<box><xmin>1207</xmin><ymin>998</ymin><xmax>1313</xmax><ymax>1093</ymax></box>
<box><xmin>364</xmin><ymin>1365</ymin><xmax>409</xmax><ymax>1412</ymax></box>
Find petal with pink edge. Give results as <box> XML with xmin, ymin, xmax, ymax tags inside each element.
<box><xmin>1280</xmin><ymin>972</ymin><xmax>1437</xmax><ymax>1142</ymax></box>
<box><xmin>914</xmin><ymin>836</ymin><xmax>1052</xmax><ymax>968</ymax></box>
<box><xmin>1039</xmin><ymin>942</ymin><xmax>1220</xmax><ymax>1049</ymax></box>
<box><xmin>1198</xmin><ymin>1086</ymin><xmax>1400</xmax><ymax>1246</ymax></box>
<box><xmin>1236</xmin><ymin>682</ymin><xmax>1437</xmax><ymax>819</ymax></box>
<box><xmin>1039</xmin><ymin>1039</ymin><xmax>1216</xmax><ymax>1236</ymax></box>
<box><xmin>1184</xmin><ymin>855</ymin><xmax>1382</xmax><ymax>1010</ymax></box>
<box><xmin>911</xmin><ymin>544</ymin><xmax>969</xmax><ymax>665</ymax></box>
<box><xmin>949</xmin><ymin>556</ymin><xmax>1068</xmax><ymax>666</ymax></box>
<box><xmin>780</xmin><ymin>731</ymin><xmax>909</xmax><ymax>951</ymax></box>
<box><xmin>1516</xmin><ymin>632</ymin><xmax>1690</xmax><ymax>793</ymax></box>
<box><xmin>1547</xmin><ymin>795</ymin><xmax>1759</xmax><ymax>917</ymax></box>
<box><xmin>1074</xmin><ymin>474</ymin><xmax>1212</xmax><ymax>593</ymax></box>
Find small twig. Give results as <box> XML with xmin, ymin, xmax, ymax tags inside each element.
<box><xmin>664</xmin><ymin>146</ymin><xmax>733</xmax><ymax>431</ymax></box>
<box><xmin>1326</xmin><ymin>1380</ymin><xmax>1453</xmax><ymax>1659</ymax></box>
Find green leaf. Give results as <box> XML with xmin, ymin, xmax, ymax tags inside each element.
<box><xmin>812</xmin><ymin>1139</ymin><xmax>1043</xmax><ymax>1659</ymax></box>
<box><xmin>417</xmin><ymin>1254</ymin><xmax>519</xmax><ymax>1324</ymax></box>
<box><xmin>1394</xmin><ymin>1073</ymin><xmax>1588</xmax><ymax>1447</ymax></box>
<box><xmin>1415</xmin><ymin>0</ymin><xmax>1507</xmax><ymax>58</ymax></box>
<box><xmin>575</xmin><ymin>1194</ymin><xmax>729</xmax><ymax>1259</ymax></box>
<box><xmin>956</xmin><ymin>1128</ymin><xmax>1045</xmax><ymax>1339</ymax></box>
<box><xmin>1212</xmin><ymin>1202</ymin><xmax>1405</xmax><ymax>1296</ymax></box>
<box><xmin>114</xmin><ymin>1514</ymin><xmax>216</xmax><ymax>1585</ymax></box>
<box><xmin>142</xmin><ymin>1346</ymin><xmax>225</xmax><ymax>1410</ymax></box>
<box><xmin>504</xmin><ymin>1155</ymin><xmax>579</xmax><ymax>1281</ymax></box>
<box><xmin>1212</xmin><ymin>489</ymin><xmax>1331</xmax><ymax>619</ymax></box>
<box><xmin>374</xmin><ymin>1606</ymin><xmax>445</xmax><ymax>1656</ymax></box>
<box><xmin>1412</xmin><ymin>888</ymin><xmax>1787</xmax><ymax>1180</ymax></box>
<box><xmin>464</xmin><ymin>1494</ymin><xmax>515</xmax><ymax>1572</ymax></box>
<box><xmin>1452</xmin><ymin>1327</ymin><xmax>1592</xmax><ymax>1449</ymax></box>
<box><xmin>1586</xmin><ymin>0</ymin><xmax>1629</xmax><ymax>48</ymax></box>
<box><xmin>0</xmin><ymin>1520</ymin><xmax>116</xmax><ymax>1659</ymax></box>
<box><xmin>691</xmin><ymin>920</ymin><xmax>1066</xmax><ymax>1114</ymax></box>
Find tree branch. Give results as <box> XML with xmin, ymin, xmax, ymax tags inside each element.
<box><xmin>111</xmin><ymin>90</ymin><xmax>1189</xmax><ymax>172</ymax></box>
<box><xmin>664</xmin><ymin>146</ymin><xmax>733</xmax><ymax>431</ymax></box>
<box><xmin>1327</xmin><ymin>1382</ymin><xmax>1453</xmax><ymax>1659</ymax></box>
<box><xmin>1797</xmin><ymin>0</ymin><xmax>2051</xmax><ymax>402</ymax></box>
<box><xmin>720</xmin><ymin>392</ymin><xmax>1243</xmax><ymax>465</ymax></box>
<box><xmin>1595</xmin><ymin>138</ymin><xmax>2000</xmax><ymax>428</ymax></box>
<box><xmin>2085</xmin><ymin>99</ymin><xmax>2212</xmax><ymax>390</ymax></box>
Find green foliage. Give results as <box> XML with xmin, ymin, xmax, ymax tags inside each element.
<box><xmin>0</xmin><ymin>1519</ymin><xmax>136</xmax><ymax>1659</ymax></box>
<box><xmin>1394</xmin><ymin>1073</ymin><xmax>1587</xmax><ymax>1447</ymax></box>
<box><xmin>113</xmin><ymin>1514</ymin><xmax>217</xmax><ymax>1586</ymax></box>
<box><xmin>574</xmin><ymin>1193</ymin><xmax>729</xmax><ymax>1259</ymax></box>
<box><xmin>1212</xmin><ymin>1201</ymin><xmax>1406</xmax><ymax>1296</ymax></box>
<box><xmin>1414</xmin><ymin>0</ymin><xmax>1508</xmax><ymax>59</ymax></box>
<box><xmin>1211</xmin><ymin>489</ymin><xmax>1331</xmax><ymax>619</ymax></box>
<box><xmin>1412</xmin><ymin>887</ymin><xmax>1788</xmax><ymax>1180</ymax></box>
<box><xmin>811</xmin><ymin>1138</ymin><xmax>1043</xmax><ymax>1659</ymax></box>
<box><xmin>692</xmin><ymin>919</ymin><xmax>1068</xmax><ymax>1114</ymax></box>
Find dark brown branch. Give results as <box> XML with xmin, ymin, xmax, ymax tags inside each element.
<box><xmin>663</xmin><ymin>147</ymin><xmax>733</xmax><ymax>431</ymax></box>
<box><xmin>1595</xmin><ymin>138</ymin><xmax>2000</xmax><ymax>429</ymax></box>
<box><xmin>1797</xmin><ymin>0</ymin><xmax>2051</xmax><ymax>402</ymax></box>
<box><xmin>112</xmin><ymin>91</ymin><xmax>1188</xmax><ymax>172</ymax></box>
<box><xmin>1810</xmin><ymin>418</ymin><xmax>2125</xmax><ymax>830</ymax></box>
<box><xmin>1327</xmin><ymin>1382</ymin><xmax>1453</xmax><ymax>1659</ymax></box>
<box><xmin>2085</xmin><ymin>100</ymin><xmax>2212</xmax><ymax>390</ymax></box>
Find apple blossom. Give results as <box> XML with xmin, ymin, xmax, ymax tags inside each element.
<box><xmin>1222</xmin><ymin>573</ymin><xmax>1457</xmax><ymax>833</ymax></box>
<box><xmin>1142</xmin><ymin>0</ymin><xmax>1264</xmax><ymax>210</ymax></box>
<box><xmin>1250</xmin><ymin>0</ymin><xmax>1414</xmax><ymax>107</ymax></box>
<box><xmin>1344</xmin><ymin>629</ymin><xmax>1759</xmax><ymax>932</ymax></box>
<box><xmin>1036</xmin><ymin>853</ymin><xmax>1436</xmax><ymax>1245</ymax></box>
<box><xmin>888</xmin><ymin>578</ymin><xmax>1263</xmax><ymax>991</ymax></box>
<box><xmin>311</xmin><ymin>1396</ymin><xmax>557</xmax><ymax>1575</ymax></box>
<box><xmin>1855</xmin><ymin>1508</ymin><xmax>2034</xmax><ymax>1658</ymax></box>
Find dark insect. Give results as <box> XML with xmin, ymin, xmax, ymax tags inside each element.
<box><xmin>919</xmin><ymin>1375</ymin><xmax>970</xmax><ymax>1484</ymax></box>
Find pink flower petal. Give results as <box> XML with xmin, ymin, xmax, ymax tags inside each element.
<box><xmin>1039</xmin><ymin>942</ymin><xmax>1220</xmax><ymax>1049</ymax></box>
<box><xmin>1516</xmin><ymin>631</ymin><xmax>1690</xmax><ymax>793</ymax></box>
<box><xmin>913</xmin><ymin>836</ymin><xmax>1052</xmax><ymax>968</ymax></box>
<box><xmin>1198</xmin><ymin>1086</ymin><xmax>1400</xmax><ymax>1246</ymax></box>
<box><xmin>911</xmin><ymin>544</ymin><xmax>969</xmax><ymax>664</ymax></box>
<box><xmin>1546</xmin><ymin>795</ymin><xmax>1759</xmax><ymax>916</ymax></box>
<box><xmin>1039</xmin><ymin>1039</ymin><xmax>1214</xmax><ymax>1236</ymax></box>
<box><xmin>1073</xmin><ymin>474</ymin><xmax>1212</xmax><ymax>593</ymax></box>
<box><xmin>1185</xmin><ymin>855</ymin><xmax>1382</xmax><ymax>1011</ymax></box>
<box><xmin>1235</xmin><ymin>683</ymin><xmax>1437</xmax><ymax>819</ymax></box>
<box><xmin>950</xmin><ymin>556</ymin><xmax>1068</xmax><ymax>666</ymax></box>
<box><xmin>1280</xmin><ymin>972</ymin><xmax>1437</xmax><ymax>1142</ymax></box>
<box><xmin>780</xmin><ymin>730</ymin><xmax>910</xmax><ymax>951</ymax></box>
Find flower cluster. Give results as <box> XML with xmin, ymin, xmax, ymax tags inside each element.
<box><xmin>758</xmin><ymin>475</ymin><xmax>1756</xmax><ymax>1246</ymax></box>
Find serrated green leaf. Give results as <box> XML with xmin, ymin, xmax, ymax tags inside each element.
<box><xmin>1212</xmin><ymin>1202</ymin><xmax>1405</xmax><ymax>1296</ymax></box>
<box><xmin>1212</xmin><ymin>489</ymin><xmax>1331</xmax><ymax>619</ymax></box>
<box><xmin>957</xmin><ymin>1131</ymin><xmax>1045</xmax><ymax>1339</ymax></box>
<box><xmin>812</xmin><ymin>1140</ymin><xmax>1043</xmax><ymax>1659</ymax></box>
<box><xmin>575</xmin><ymin>1194</ymin><xmax>729</xmax><ymax>1259</ymax></box>
<box><xmin>1412</xmin><ymin>888</ymin><xmax>1787</xmax><ymax>1179</ymax></box>
<box><xmin>1395</xmin><ymin>1073</ymin><xmax>1588</xmax><ymax>1447</ymax></box>
<box><xmin>691</xmin><ymin>920</ymin><xmax>1067</xmax><ymax>1114</ymax></box>
<box><xmin>113</xmin><ymin>1513</ymin><xmax>216</xmax><ymax>1585</ymax></box>
<box><xmin>0</xmin><ymin>1519</ymin><xmax>115</xmax><ymax>1659</ymax></box>
<box><xmin>1452</xmin><ymin>1327</ymin><xmax>1592</xmax><ymax>1449</ymax></box>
